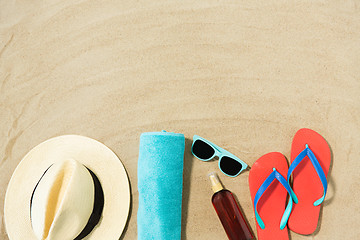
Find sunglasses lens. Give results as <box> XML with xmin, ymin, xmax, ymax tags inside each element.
<box><xmin>192</xmin><ymin>140</ymin><xmax>215</xmax><ymax>160</ymax></box>
<box><xmin>220</xmin><ymin>156</ymin><xmax>243</xmax><ymax>176</ymax></box>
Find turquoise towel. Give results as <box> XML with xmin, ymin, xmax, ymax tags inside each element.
<box><xmin>137</xmin><ymin>131</ymin><xmax>185</xmax><ymax>240</ymax></box>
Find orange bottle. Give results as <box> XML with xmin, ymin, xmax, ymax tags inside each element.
<box><xmin>209</xmin><ymin>172</ymin><xmax>254</xmax><ymax>240</ymax></box>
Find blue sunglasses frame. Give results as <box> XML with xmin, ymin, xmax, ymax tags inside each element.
<box><xmin>191</xmin><ymin>135</ymin><xmax>248</xmax><ymax>177</ymax></box>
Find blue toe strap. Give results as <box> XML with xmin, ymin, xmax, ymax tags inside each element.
<box><xmin>254</xmin><ymin>168</ymin><xmax>293</xmax><ymax>230</ymax></box>
<box><xmin>287</xmin><ymin>144</ymin><xmax>328</xmax><ymax>206</ymax></box>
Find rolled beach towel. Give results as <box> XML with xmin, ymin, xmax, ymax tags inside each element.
<box><xmin>137</xmin><ymin>131</ymin><xmax>185</xmax><ymax>240</ymax></box>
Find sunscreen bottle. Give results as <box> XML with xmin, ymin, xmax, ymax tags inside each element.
<box><xmin>209</xmin><ymin>172</ymin><xmax>253</xmax><ymax>240</ymax></box>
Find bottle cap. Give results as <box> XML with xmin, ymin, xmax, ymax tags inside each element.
<box><xmin>208</xmin><ymin>172</ymin><xmax>224</xmax><ymax>193</ymax></box>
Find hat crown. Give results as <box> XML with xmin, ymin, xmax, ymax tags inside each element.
<box><xmin>30</xmin><ymin>159</ymin><xmax>95</xmax><ymax>240</ymax></box>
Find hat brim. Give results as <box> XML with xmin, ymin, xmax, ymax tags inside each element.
<box><xmin>4</xmin><ymin>135</ymin><xmax>131</xmax><ymax>240</ymax></box>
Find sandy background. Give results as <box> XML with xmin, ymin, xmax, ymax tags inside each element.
<box><xmin>0</xmin><ymin>0</ymin><xmax>359</xmax><ymax>239</ymax></box>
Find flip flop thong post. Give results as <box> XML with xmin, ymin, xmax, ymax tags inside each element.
<box><xmin>249</xmin><ymin>152</ymin><xmax>293</xmax><ymax>240</ymax></box>
<box><xmin>287</xmin><ymin>128</ymin><xmax>331</xmax><ymax>235</ymax></box>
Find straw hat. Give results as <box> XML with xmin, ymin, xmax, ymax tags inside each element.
<box><xmin>4</xmin><ymin>135</ymin><xmax>131</xmax><ymax>240</ymax></box>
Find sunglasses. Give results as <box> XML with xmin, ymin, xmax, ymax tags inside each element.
<box><xmin>191</xmin><ymin>135</ymin><xmax>248</xmax><ymax>177</ymax></box>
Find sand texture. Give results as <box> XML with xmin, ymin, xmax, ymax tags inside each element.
<box><xmin>1</xmin><ymin>0</ymin><xmax>359</xmax><ymax>239</ymax></box>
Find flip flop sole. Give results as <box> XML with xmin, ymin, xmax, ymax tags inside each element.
<box><xmin>288</xmin><ymin>128</ymin><xmax>331</xmax><ymax>235</ymax></box>
<box><xmin>249</xmin><ymin>152</ymin><xmax>290</xmax><ymax>240</ymax></box>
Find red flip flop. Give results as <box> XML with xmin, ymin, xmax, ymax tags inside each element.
<box><xmin>249</xmin><ymin>152</ymin><xmax>294</xmax><ymax>240</ymax></box>
<box><xmin>287</xmin><ymin>128</ymin><xmax>331</xmax><ymax>235</ymax></box>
